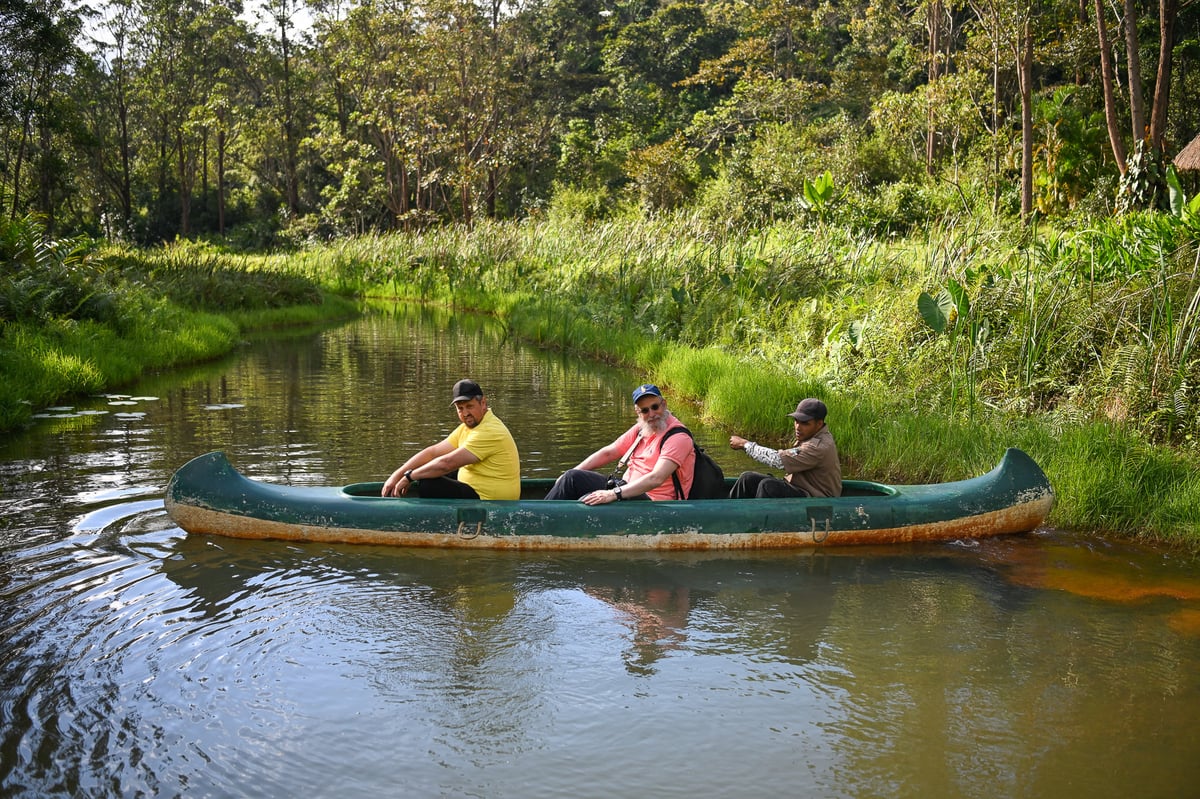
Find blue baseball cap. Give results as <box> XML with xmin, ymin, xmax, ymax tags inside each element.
<box><xmin>632</xmin><ymin>384</ymin><xmax>662</xmax><ymax>403</ymax></box>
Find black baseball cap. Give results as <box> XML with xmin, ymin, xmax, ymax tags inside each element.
<box><xmin>788</xmin><ymin>398</ymin><xmax>827</xmax><ymax>422</ymax></box>
<box><xmin>451</xmin><ymin>379</ymin><xmax>484</xmax><ymax>404</ymax></box>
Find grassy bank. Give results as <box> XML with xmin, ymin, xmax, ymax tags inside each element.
<box><xmin>289</xmin><ymin>214</ymin><xmax>1200</xmax><ymax>546</ymax></box>
<box><xmin>6</xmin><ymin>211</ymin><xmax>1200</xmax><ymax>546</ymax></box>
<box><xmin>0</xmin><ymin>219</ymin><xmax>359</xmax><ymax>430</ymax></box>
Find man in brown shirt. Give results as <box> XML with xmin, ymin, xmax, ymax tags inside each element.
<box><xmin>728</xmin><ymin>398</ymin><xmax>842</xmax><ymax>499</ymax></box>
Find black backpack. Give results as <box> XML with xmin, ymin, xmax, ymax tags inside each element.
<box><xmin>661</xmin><ymin>426</ymin><xmax>726</xmax><ymax>500</ymax></box>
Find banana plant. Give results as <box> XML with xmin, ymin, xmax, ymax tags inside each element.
<box><xmin>798</xmin><ymin>171</ymin><xmax>838</xmax><ymax>222</ymax></box>
<box><xmin>1166</xmin><ymin>166</ymin><xmax>1200</xmax><ymax>230</ymax></box>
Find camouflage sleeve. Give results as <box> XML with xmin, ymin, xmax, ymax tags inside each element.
<box><xmin>744</xmin><ymin>442</ymin><xmax>785</xmax><ymax>470</ymax></box>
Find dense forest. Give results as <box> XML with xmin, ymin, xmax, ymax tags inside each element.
<box><xmin>2</xmin><ymin>0</ymin><xmax>1198</xmax><ymax>245</ymax></box>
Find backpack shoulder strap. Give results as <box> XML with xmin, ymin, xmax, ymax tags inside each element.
<box><xmin>659</xmin><ymin>426</ymin><xmax>694</xmax><ymax>499</ymax></box>
<box><xmin>659</xmin><ymin>425</ymin><xmax>693</xmax><ymax>448</ymax></box>
<box><xmin>607</xmin><ymin>434</ymin><xmax>643</xmax><ymax>484</ymax></box>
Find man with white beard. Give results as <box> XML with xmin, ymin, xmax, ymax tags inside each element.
<box><xmin>543</xmin><ymin>383</ymin><xmax>697</xmax><ymax>504</ymax></box>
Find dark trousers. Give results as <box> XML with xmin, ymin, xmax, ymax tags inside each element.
<box><xmin>729</xmin><ymin>471</ymin><xmax>810</xmax><ymax>499</ymax></box>
<box><xmin>543</xmin><ymin>468</ymin><xmax>649</xmax><ymax>501</ymax></box>
<box><xmin>413</xmin><ymin>473</ymin><xmax>480</xmax><ymax>500</ymax></box>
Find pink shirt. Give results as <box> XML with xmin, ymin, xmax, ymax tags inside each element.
<box><xmin>611</xmin><ymin>417</ymin><xmax>696</xmax><ymax>500</ymax></box>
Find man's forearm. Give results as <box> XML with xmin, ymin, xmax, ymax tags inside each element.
<box><xmin>744</xmin><ymin>442</ymin><xmax>785</xmax><ymax>470</ymax></box>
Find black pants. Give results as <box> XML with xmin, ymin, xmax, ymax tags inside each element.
<box><xmin>729</xmin><ymin>471</ymin><xmax>810</xmax><ymax>499</ymax></box>
<box><xmin>413</xmin><ymin>474</ymin><xmax>480</xmax><ymax>500</ymax></box>
<box><xmin>543</xmin><ymin>469</ymin><xmax>649</xmax><ymax>501</ymax></box>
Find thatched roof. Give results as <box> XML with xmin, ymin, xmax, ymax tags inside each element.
<box><xmin>1174</xmin><ymin>133</ymin><xmax>1200</xmax><ymax>171</ymax></box>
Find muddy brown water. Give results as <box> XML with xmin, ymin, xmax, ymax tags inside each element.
<box><xmin>2</xmin><ymin>305</ymin><xmax>1198</xmax><ymax>798</ymax></box>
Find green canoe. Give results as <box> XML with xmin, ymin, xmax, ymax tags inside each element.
<box><xmin>163</xmin><ymin>448</ymin><xmax>1054</xmax><ymax>550</ymax></box>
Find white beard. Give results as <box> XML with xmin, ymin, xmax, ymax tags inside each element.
<box><xmin>638</xmin><ymin>412</ymin><xmax>670</xmax><ymax>437</ymax></box>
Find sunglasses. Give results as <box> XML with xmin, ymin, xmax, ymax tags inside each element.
<box><xmin>636</xmin><ymin>402</ymin><xmax>662</xmax><ymax>415</ymax></box>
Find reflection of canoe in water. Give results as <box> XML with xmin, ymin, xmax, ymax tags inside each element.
<box><xmin>165</xmin><ymin>448</ymin><xmax>1054</xmax><ymax>550</ymax></box>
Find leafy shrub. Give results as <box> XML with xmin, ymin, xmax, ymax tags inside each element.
<box><xmin>842</xmin><ymin>181</ymin><xmax>943</xmax><ymax>236</ymax></box>
<box><xmin>547</xmin><ymin>183</ymin><xmax>617</xmax><ymax>221</ymax></box>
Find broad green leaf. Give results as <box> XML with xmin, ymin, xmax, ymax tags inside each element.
<box><xmin>945</xmin><ymin>278</ymin><xmax>971</xmax><ymax>319</ymax></box>
<box><xmin>1167</xmin><ymin>166</ymin><xmax>1185</xmax><ymax>217</ymax></box>
<box><xmin>918</xmin><ymin>291</ymin><xmax>947</xmax><ymax>333</ymax></box>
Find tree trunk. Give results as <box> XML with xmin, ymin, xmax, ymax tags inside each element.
<box><xmin>926</xmin><ymin>0</ymin><xmax>943</xmax><ymax>175</ymax></box>
<box><xmin>1095</xmin><ymin>0</ymin><xmax>1128</xmax><ymax>173</ymax></box>
<box><xmin>118</xmin><ymin>91</ymin><xmax>132</xmax><ymax>226</ymax></box>
<box><xmin>177</xmin><ymin>129</ymin><xmax>191</xmax><ymax>236</ymax></box>
<box><xmin>1147</xmin><ymin>0</ymin><xmax>1178</xmax><ymax>152</ymax></box>
<box><xmin>1123</xmin><ymin>0</ymin><xmax>1146</xmax><ymax>142</ymax></box>
<box><xmin>217</xmin><ymin>129</ymin><xmax>226</xmax><ymax>236</ymax></box>
<box><xmin>8</xmin><ymin>57</ymin><xmax>40</xmax><ymax>220</ymax></box>
<box><xmin>39</xmin><ymin>118</ymin><xmax>53</xmax><ymax>234</ymax></box>
<box><xmin>1019</xmin><ymin>17</ymin><xmax>1034</xmax><ymax>219</ymax></box>
<box><xmin>278</xmin><ymin>0</ymin><xmax>300</xmax><ymax>217</ymax></box>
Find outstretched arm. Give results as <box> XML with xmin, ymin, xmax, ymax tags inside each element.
<box><xmin>575</xmin><ymin>442</ymin><xmax>624</xmax><ymax>472</ymax></box>
<box><xmin>730</xmin><ymin>435</ymin><xmax>784</xmax><ymax>470</ymax></box>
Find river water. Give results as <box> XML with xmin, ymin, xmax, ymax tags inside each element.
<box><xmin>2</xmin><ymin>305</ymin><xmax>1199</xmax><ymax>798</ymax></box>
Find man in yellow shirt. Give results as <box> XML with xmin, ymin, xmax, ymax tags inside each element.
<box><xmin>382</xmin><ymin>379</ymin><xmax>521</xmax><ymax>500</ymax></box>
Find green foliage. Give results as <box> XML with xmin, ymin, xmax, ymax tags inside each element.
<box><xmin>842</xmin><ymin>181</ymin><xmax>945</xmax><ymax>236</ymax></box>
<box><xmin>625</xmin><ymin>135</ymin><xmax>703</xmax><ymax>211</ymax></box>
<box><xmin>10</xmin><ymin>0</ymin><xmax>1186</xmax><ymax>242</ymax></box>
<box><xmin>0</xmin><ymin>215</ymin><xmax>340</xmax><ymax>429</ymax></box>
<box><xmin>1166</xmin><ymin>166</ymin><xmax>1200</xmax><ymax>230</ymax></box>
<box><xmin>1116</xmin><ymin>140</ymin><xmax>1167</xmax><ymax>214</ymax></box>
<box><xmin>1032</xmin><ymin>86</ymin><xmax>1108</xmax><ymax>215</ymax></box>
<box><xmin>547</xmin><ymin>184</ymin><xmax>620</xmax><ymax>221</ymax></box>
<box><xmin>798</xmin><ymin>170</ymin><xmax>838</xmax><ymax>221</ymax></box>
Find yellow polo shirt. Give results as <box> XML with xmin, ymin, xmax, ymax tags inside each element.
<box><xmin>447</xmin><ymin>409</ymin><xmax>521</xmax><ymax>500</ymax></box>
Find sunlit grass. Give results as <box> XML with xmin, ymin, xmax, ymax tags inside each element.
<box><xmin>8</xmin><ymin>210</ymin><xmax>1200</xmax><ymax>544</ymax></box>
<box><xmin>284</xmin><ymin>214</ymin><xmax>1200</xmax><ymax>545</ymax></box>
<box><xmin>0</xmin><ymin>301</ymin><xmax>356</xmax><ymax>430</ymax></box>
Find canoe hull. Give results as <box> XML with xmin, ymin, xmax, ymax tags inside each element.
<box><xmin>164</xmin><ymin>448</ymin><xmax>1054</xmax><ymax>550</ymax></box>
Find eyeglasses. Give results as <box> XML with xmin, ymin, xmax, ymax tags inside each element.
<box><xmin>636</xmin><ymin>402</ymin><xmax>662</xmax><ymax>415</ymax></box>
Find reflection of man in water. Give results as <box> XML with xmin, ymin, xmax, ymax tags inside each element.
<box><xmin>585</xmin><ymin>585</ymin><xmax>692</xmax><ymax>674</ymax></box>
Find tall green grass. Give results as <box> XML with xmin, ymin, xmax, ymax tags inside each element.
<box><xmin>282</xmin><ymin>212</ymin><xmax>1200</xmax><ymax>545</ymax></box>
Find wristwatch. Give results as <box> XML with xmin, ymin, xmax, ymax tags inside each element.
<box><xmin>614</xmin><ymin>485</ymin><xmax>623</xmax><ymax>500</ymax></box>
<box><xmin>404</xmin><ymin>470</ymin><xmax>415</xmax><ymax>483</ymax></box>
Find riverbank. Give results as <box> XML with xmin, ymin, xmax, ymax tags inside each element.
<box><xmin>0</xmin><ymin>219</ymin><xmax>361</xmax><ymax>430</ymax></box>
<box><xmin>5</xmin><ymin>212</ymin><xmax>1200</xmax><ymax>546</ymax></box>
<box><xmin>0</xmin><ymin>296</ymin><xmax>360</xmax><ymax>431</ymax></box>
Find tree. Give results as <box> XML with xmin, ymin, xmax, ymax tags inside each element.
<box><xmin>1094</xmin><ymin>0</ymin><xmax>1127</xmax><ymax>174</ymax></box>
<box><xmin>263</xmin><ymin>0</ymin><xmax>304</xmax><ymax>218</ymax></box>
<box><xmin>0</xmin><ymin>0</ymin><xmax>83</xmax><ymax>225</ymax></box>
<box><xmin>1122</xmin><ymin>0</ymin><xmax>1146</xmax><ymax>144</ymax></box>
<box><xmin>89</xmin><ymin>0</ymin><xmax>138</xmax><ymax>233</ymax></box>
<box><xmin>1147</xmin><ymin>0</ymin><xmax>1178</xmax><ymax>154</ymax></box>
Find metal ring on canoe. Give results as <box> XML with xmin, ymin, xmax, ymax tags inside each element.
<box><xmin>811</xmin><ymin>517</ymin><xmax>831</xmax><ymax>543</ymax></box>
<box><xmin>457</xmin><ymin>521</ymin><xmax>484</xmax><ymax>539</ymax></box>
